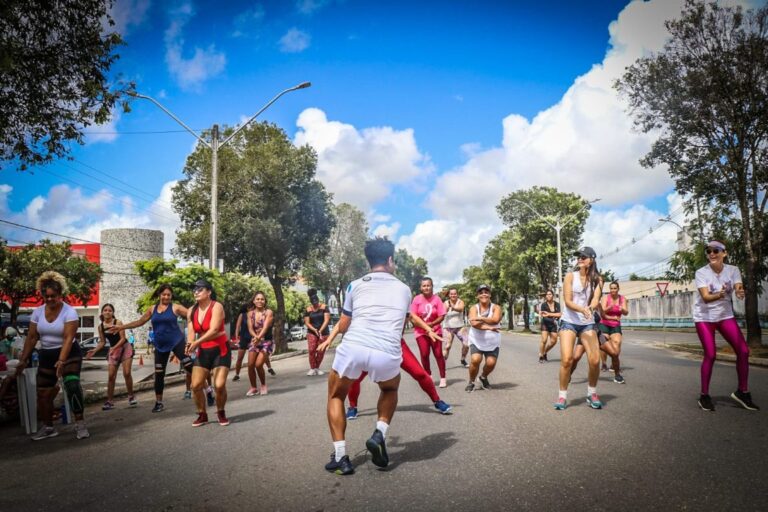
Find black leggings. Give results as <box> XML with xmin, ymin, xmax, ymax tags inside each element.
<box><xmin>154</xmin><ymin>340</ymin><xmax>193</xmax><ymax>395</ymax></box>
<box><xmin>38</xmin><ymin>345</ymin><xmax>85</xmax><ymax>415</ymax></box>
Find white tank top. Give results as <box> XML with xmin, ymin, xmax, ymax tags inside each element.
<box><xmin>468</xmin><ymin>303</ymin><xmax>501</xmax><ymax>351</ymax></box>
<box><xmin>443</xmin><ymin>300</ymin><xmax>464</xmax><ymax>328</ymax></box>
<box><xmin>560</xmin><ymin>271</ymin><xmax>594</xmax><ymax>326</ymax></box>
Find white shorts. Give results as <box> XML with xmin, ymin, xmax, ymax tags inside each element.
<box><xmin>332</xmin><ymin>342</ymin><xmax>402</xmax><ymax>383</ymax></box>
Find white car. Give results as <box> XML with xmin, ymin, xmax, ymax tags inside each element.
<box><xmin>290</xmin><ymin>325</ymin><xmax>306</xmax><ymax>341</ymax></box>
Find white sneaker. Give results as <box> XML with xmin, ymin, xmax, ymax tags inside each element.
<box><xmin>246</xmin><ymin>387</ymin><xmax>259</xmax><ymax>397</ymax></box>
<box><xmin>439</xmin><ymin>378</ymin><xmax>447</xmax><ymax>388</ymax></box>
<box><xmin>307</xmin><ymin>369</ymin><xmax>317</xmax><ymax>376</ymax></box>
<box><xmin>31</xmin><ymin>426</ymin><xmax>59</xmax><ymax>441</ymax></box>
<box><xmin>75</xmin><ymin>422</ymin><xmax>90</xmax><ymax>440</ymax></box>
<box><xmin>315</xmin><ymin>369</ymin><xmax>325</xmax><ymax>376</ymax></box>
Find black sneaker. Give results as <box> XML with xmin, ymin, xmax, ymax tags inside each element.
<box><xmin>268</xmin><ymin>368</ymin><xmax>276</xmax><ymax>376</ymax></box>
<box><xmin>698</xmin><ymin>394</ymin><xmax>715</xmax><ymax>412</ymax></box>
<box><xmin>151</xmin><ymin>401</ymin><xmax>165</xmax><ymax>413</ymax></box>
<box><xmin>365</xmin><ymin>429</ymin><xmax>389</xmax><ymax>468</ymax></box>
<box><xmin>325</xmin><ymin>454</ymin><xmax>354</xmax><ymax>475</ymax></box>
<box><xmin>460</xmin><ymin>359</ymin><xmax>468</xmax><ymax>368</ymax></box>
<box><xmin>538</xmin><ymin>356</ymin><xmax>544</xmax><ymax>364</ymax></box>
<box><xmin>479</xmin><ymin>376</ymin><xmax>491</xmax><ymax>390</ymax></box>
<box><xmin>206</xmin><ymin>390</ymin><xmax>215</xmax><ymax>407</ymax></box>
<box><xmin>232</xmin><ymin>375</ymin><xmax>240</xmax><ymax>381</ymax></box>
<box><xmin>543</xmin><ymin>353</ymin><xmax>548</xmax><ymax>361</ymax></box>
<box><xmin>731</xmin><ymin>391</ymin><xmax>760</xmax><ymax>411</ymax></box>
<box><xmin>465</xmin><ymin>382</ymin><xmax>475</xmax><ymax>393</ymax></box>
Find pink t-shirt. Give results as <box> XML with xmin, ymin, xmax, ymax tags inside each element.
<box><xmin>600</xmin><ymin>295</ymin><xmax>625</xmax><ymax>328</ymax></box>
<box><xmin>410</xmin><ymin>294</ymin><xmax>445</xmax><ymax>337</ymax></box>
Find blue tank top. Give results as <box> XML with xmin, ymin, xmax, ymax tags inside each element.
<box><xmin>151</xmin><ymin>304</ymin><xmax>184</xmax><ymax>352</ymax></box>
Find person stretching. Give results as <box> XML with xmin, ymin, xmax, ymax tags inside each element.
<box><xmin>411</xmin><ymin>277</ymin><xmax>447</xmax><ymax>387</ymax></box>
<box><xmin>465</xmin><ymin>284</ymin><xmax>503</xmax><ymax>392</ymax></box>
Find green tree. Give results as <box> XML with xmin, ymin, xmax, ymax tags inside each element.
<box><xmin>0</xmin><ymin>0</ymin><xmax>132</xmax><ymax>171</ymax></box>
<box><xmin>64</xmin><ymin>255</ymin><xmax>103</xmax><ymax>307</ymax></box>
<box><xmin>496</xmin><ymin>186</ymin><xmax>591</xmax><ymax>292</ymax></box>
<box><xmin>394</xmin><ymin>248</ymin><xmax>429</xmax><ymax>294</ymax></box>
<box><xmin>172</xmin><ymin>122</ymin><xmax>334</xmax><ymax>353</ymax></box>
<box><xmin>302</xmin><ymin>203</ymin><xmax>369</xmax><ymax>302</ymax></box>
<box><xmin>615</xmin><ymin>0</ymin><xmax>768</xmax><ymax>345</ymax></box>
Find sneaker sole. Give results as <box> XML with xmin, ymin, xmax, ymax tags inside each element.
<box><xmin>698</xmin><ymin>401</ymin><xmax>715</xmax><ymax>412</ymax></box>
<box><xmin>76</xmin><ymin>432</ymin><xmax>90</xmax><ymax>440</ymax></box>
<box><xmin>613</xmin><ymin>379</ymin><xmax>625</xmax><ymax>384</ymax></box>
<box><xmin>438</xmin><ymin>407</ymin><xmax>453</xmax><ymax>415</ymax></box>
<box><xmin>192</xmin><ymin>420</ymin><xmax>208</xmax><ymax>427</ymax></box>
<box><xmin>365</xmin><ymin>439</ymin><xmax>389</xmax><ymax>468</ymax></box>
<box><xmin>730</xmin><ymin>393</ymin><xmax>758</xmax><ymax>411</ymax></box>
<box><xmin>218</xmin><ymin>421</ymin><xmax>230</xmax><ymax>426</ymax></box>
<box><xmin>32</xmin><ymin>431</ymin><xmax>59</xmax><ymax>441</ymax></box>
<box><xmin>554</xmin><ymin>403</ymin><xmax>566</xmax><ymax>410</ymax></box>
<box><xmin>334</xmin><ymin>467</ymin><xmax>354</xmax><ymax>475</ymax></box>
<box><xmin>587</xmin><ymin>400</ymin><xmax>603</xmax><ymax>409</ymax></box>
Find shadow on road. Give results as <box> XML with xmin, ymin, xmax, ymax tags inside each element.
<box><xmin>386</xmin><ymin>431</ymin><xmax>458</xmax><ymax>470</ymax></box>
<box><xmin>231</xmin><ymin>409</ymin><xmax>275</xmax><ymax>424</ymax></box>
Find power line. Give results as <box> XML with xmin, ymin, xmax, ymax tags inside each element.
<box><xmin>81</xmin><ymin>128</ymin><xmax>206</xmax><ymax>135</ymax></box>
<box><xmin>599</xmin><ymin>207</ymin><xmax>686</xmax><ymax>259</ymax></box>
<box><xmin>69</xmin><ymin>158</ymin><xmax>177</xmax><ymax>208</ymax></box>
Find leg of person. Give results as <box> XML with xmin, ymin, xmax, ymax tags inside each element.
<box><xmin>256</xmin><ymin>352</ymin><xmax>267</xmax><ymax>394</ymax></box>
<box><xmin>171</xmin><ymin>340</ymin><xmax>194</xmax><ymax>401</ymax></box>
<box><xmin>556</xmin><ymin>328</ymin><xmax>577</xmax><ymax>409</ymax></box>
<box><xmin>367</xmin><ymin>373</ymin><xmax>401</xmax><ymax>469</ymax></box>
<box><xmin>326</xmin><ymin>369</ymin><xmax>357</xmax><ymax>475</ymax></box>
<box><xmin>580</xmin><ymin>328</ymin><xmax>602</xmax><ymax>409</ymax></box>
<box><xmin>213</xmin><ymin>361</ymin><xmax>230</xmax><ymax>425</ymax></box>
<box><xmin>429</xmin><ymin>337</ymin><xmax>447</xmax><ymax>385</ymax></box>
<box><xmin>717</xmin><ymin>318</ymin><xmax>759</xmax><ymax>410</ymax></box>
<box><xmin>600</xmin><ymin>349</ymin><xmax>609</xmax><ymax>372</ymax></box>
<box><xmin>33</xmin><ymin>361</ymin><xmax>59</xmax><ymax>439</ymax></box>
<box><xmin>190</xmin><ymin>365</ymin><xmax>210</xmax><ymax>426</ymax></box>
<box><xmin>544</xmin><ymin>331</ymin><xmax>558</xmax><ymax>357</ymax></box>
<box><xmin>443</xmin><ymin>329</ymin><xmax>454</xmax><ymax>359</ymax></box>
<box><xmin>315</xmin><ymin>335</ymin><xmax>327</xmax><ymax>374</ymax></box>
<box><xmin>415</xmin><ymin>335</ymin><xmax>433</xmax><ymax>376</ymax></box>
<box><xmin>539</xmin><ymin>329</ymin><xmax>548</xmax><ymax>361</ymax></box>
<box><xmin>266</xmin><ymin>352</ymin><xmax>275</xmax><ymax>375</ymax></box>
<box><xmin>105</xmin><ymin>362</ymin><xmax>118</xmax><ymax>407</ymax></box>
<box><xmin>479</xmin><ymin>350</ymin><xmax>498</xmax><ymax>389</ymax></box>
<box><xmin>606</xmin><ymin>333</ymin><xmax>624</xmax><ymax>383</ymax></box>
<box><xmin>234</xmin><ymin>348</ymin><xmax>246</xmax><ymax>379</ymax></box>
<box><xmin>346</xmin><ymin>372</ymin><xmax>367</xmax><ymax>418</ymax></box>
<box><xmin>401</xmin><ymin>340</ymin><xmax>450</xmax><ymax>413</ymax></box>
<box><xmin>61</xmin><ymin>350</ymin><xmax>89</xmax><ymax>439</ymax></box>
<box><xmin>307</xmin><ymin>333</ymin><xmax>319</xmax><ymax>375</ymax></box>
<box><xmin>460</xmin><ymin>334</ymin><xmax>470</xmax><ymax>367</ymax></box>
<box><xmin>569</xmin><ymin>343</ymin><xmax>585</xmax><ymax>376</ymax></box>
<box><xmin>122</xmin><ymin>356</ymin><xmax>137</xmax><ymax>406</ymax></box>
<box><xmin>695</xmin><ymin>321</ymin><xmax>717</xmax><ymax>411</ymax></box>
<box><xmin>247</xmin><ymin>349</ymin><xmax>258</xmax><ymax>394</ymax></box>
<box><xmin>153</xmin><ymin>350</ymin><xmax>171</xmax><ymax>407</ymax></box>
<box><xmin>467</xmin><ymin>348</ymin><xmax>482</xmax><ymax>392</ymax></box>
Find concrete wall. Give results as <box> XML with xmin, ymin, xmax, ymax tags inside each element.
<box><xmin>100</xmin><ymin>229</ymin><xmax>164</xmax><ymax>343</ymax></box>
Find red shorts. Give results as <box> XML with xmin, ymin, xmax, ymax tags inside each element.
<box><xmin>108</xmin><ymin>344</ymin><xmax>134</xmax><ymax>366</ymax></box>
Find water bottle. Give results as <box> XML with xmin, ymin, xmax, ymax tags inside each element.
<box><xmin>31</xmin><ymin>351</ymin><xmax>39</xmax><ymax>368</ymax></box>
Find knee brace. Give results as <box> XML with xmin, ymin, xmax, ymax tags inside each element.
<box><xmin>63</xmin><ymin>374</ymin><xmax>84</xmax><ymax>415</ymax></box>
<box><xmin>37</xmin><ymin>369</ymin><xmax>58</xmax><ymax>389</ymax></box>
<box><xmin>182</xmin><ymin>356</ymin><xmax>193</xmax><ymax>373</ymax></box>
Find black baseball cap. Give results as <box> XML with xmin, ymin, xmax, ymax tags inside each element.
<box><xmin>193</xmin><ymin>279</ymin><xmax>212</xmax><ymax>291</ymax></box>
<box><xmin>574</xmin><ymin>246</ymin><xmax>597</xmax><ymax>259</ymax></box>
<box><xmin>476</xmin><ymin>284</ymin><xmax>491</xmax><ymax>293</ymax></box>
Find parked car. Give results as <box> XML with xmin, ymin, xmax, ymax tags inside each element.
<box><xmin>290</xmin><ymin>325</ymin><xmax>306</xmax><ymax>341</ymax></box>
<box><xmin>1</xmin><ymin>313</ymin><xmax>32</xmax><ymax>337</ymax></box>
<box><xmin>79</xmin><ymin>336</ymin><xmax>109</xmax><ymax>359</ymax></box>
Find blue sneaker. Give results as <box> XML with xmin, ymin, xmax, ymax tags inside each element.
<box><xmin>434</xmin><ymin>400</ymin><xmax>452</xmax><ymax>415</ymax></box>
<box><xmin>346</xmin><ymin>407</ymin><xmax>358</xmax><ymax>420</ymax></box>
<box><xmin>365</xmin><ymin>429</ymin><xmax>389</xmax><ymax>468</ymax></box>
<box><xmin>325</xmin><ymin>453</ymin><xmax>354</xmax><ymax>475</ymax></box>
<box><xmin>183</xmin><ymin>390</ymin><xmax>192</xmax><ymax>400</ymax></box>
<box><xmin>586</xmin><ymin>393</ymin><xmax>603</xmax><ymax>409</ymax></box>
<box><xmin>554</xmin><ymin>397</ymin><xmax>567</xmax><ymax>410</ymax></box>
<box><xmin>206</xmin><ymin>389</ymin><xmax>215</xmax><ymax>407</ymax></box>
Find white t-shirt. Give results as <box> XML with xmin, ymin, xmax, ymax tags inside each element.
<box><xmin>560</xmin><ymin>271</ymin><xmax>594</xmax><ymax>326</ymax></box>
<box><xmin>468</xmin><ymin>303</ymin><xmax>501</xmax><ymax>351</ymax></box>
<box><xmin>693</xmin><ymin>264</ymin><xmax>742</xmax><ymax>322</ymax></box>
<box><xmin>341</xmin><ymin>272</ymin><xmax>412</xmax><ymax>356</ymax></box>
<box><xmin>30</xmin><ymin>303</ymin><xmax>80</xmax><ymax>350</ymax></box>
<box><xmin>444</xmin><ymin>300</ymin><xmax>464</xmax><ymax>329</ymax></box>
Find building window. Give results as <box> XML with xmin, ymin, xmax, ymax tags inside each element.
<box><xmin>82</xmin><ymin>316</ymin><xmax>95</xmax><ymax>328</ymax></box>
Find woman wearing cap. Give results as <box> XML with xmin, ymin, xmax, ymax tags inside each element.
<box><xmin>694</xmin><ymin>241</ymin><xmax>758</xmax><ymax>411</ymax></box>
<box><xmin>111</xmin><ymin>284</ymin><xmax>192</xmax><ymax>413</ymax></box>
<box><xmin>411</xmin><ymin>277</ymin><xmax>448</xmax><ymax>387</ymax></box>
<box><xmin>15</xmin><ymin>271</ymin><xmax>89</xmax><ymax>440</ymax></box>
<box><xmin>186</xmin><ymin>280</ymin><xmax>231</xmax><ymax>426</ymax></box>
<box><xmin>304</xmin><ymin>288</ymin><xmax>331</xmax><ymax>376</ymax></box>
<box><xmin>465</xmin><ymin>284</ymin><xmax>503</xmax><ymax>392</ymax></box>
<box><xmin>443</xmin><ymin>288</ymin><xmax>469</xmax><ymax>367</ymax></box>
<box><xmin>86</xmin><ymin>303</ymin><xmax>137</xmax><ymax>410</ymax></box>
<box><xmin>538</xmin><ymin>289</ymin><xmax>561</xmax><ymax>363</ymax></box>
<box><xmin>555</xmin><ymin>247</ymin><xmax>603</xmax><ymax>410</ymax></box>
<box><xmin>246</xmin><ymin>291</ymin><xmax>274</xmax><ymax>396</ymax></box>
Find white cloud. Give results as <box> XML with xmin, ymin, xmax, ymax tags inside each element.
<box><xmin>105</xmin><ymin>0</ymin><xmax>151</xmax><ymax>36</ymax></box>
<box><xmin>232</xmin><ymin>4</ymin><xmax>265</xmax><ymax>38</ymax></box>
<box><xmin>85</xmin><ymin>108</ymin><xmax>121</xmax><ymax>144</ymax></box>
<box><xmin>294</xmin><ymin>108</ymin><xmax>433</xmax><ymax>209</ymax></box>
<box><xmin>372</xmin><ymin>222</ymin><xmax>400</xmax><ymax>239</ymax></box>
<box><xmin>0</xmin><ymin>182</ymin><xmax>180</xmax><ymax>254</ymax></box>
<box><xmin>371</xmin><ymin>213</ymin><xmax>391</xmax><ymax>223</ymax></box>
<box><xmin>296</xmin><ymin>0</ymin><xmax>334</xmax><ymax>15</ymax></box>
<box><xmin>164</xmin><ymin>2</ymin><xmax>226</xmax><ymax>91</ymax></box>
<box><xmin>279</xmin><ymin>28</ymin><xmax>311</xmax><ymax>53</ymax></box>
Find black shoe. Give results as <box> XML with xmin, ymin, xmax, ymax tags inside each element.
<box><xmin>698</xmin><ymin>394</ymin><xmax>715</xmax><ymax>412</ymax></box>
<box><xmin>731</xmin><ymin>391</ymin><xmax>760</xmax><ymax>411</ymax></box>
<box><xmin>365</xmin><ymin>429</ymin><xmax>389</xmax><ymax>468</ymax></box>
<box><xmin>232</xmin><ymin>375</ymin><xmax>240</xmax><ymax>381</ymax></box>
<box><xmin>326</xmin><ymin>454</ymin><xmax>354</xmax><ymax>475</ymax></box>
<box><xmin>543</xmin><ymin>353</ymin><xmax>548</xmax><ymax>361</ymax></box>
<box><xmin>538</xmin><ymin>356</ymin><xmax>544</xmax><ymax>364</ymax></box>
<box><xmin>479</xmin><ymin>376</ymin><xmax>491</xmax><ymax>390</ymax></box>
<box><xmin>465</xmin><ymin>382</ymin><xmax>475</xmax><ymax>393</ymax></box>
<box><xmin>268</xmin><ymin>368</ymin><xmax>276</xmax><ymax>376</ymax></box>
<box><xmin>460</xmin><ymin>359</ymin><xmax>468</xmax><ymax>368</ymax></box>
<box><xmin>151</xmin><ymin>401</ymin><xmax>164</xmax><ymax>413</ymax></box>
<box><xmin>206</xmin><ymin>391</ymin><xmax>215</xmax><ymax>407</ymax></box>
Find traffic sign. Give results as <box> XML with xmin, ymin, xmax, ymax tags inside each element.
<box><xmin>656</xmin><ymin>282</ymin><xmax>670</xmax><ymax>297</ymax></box>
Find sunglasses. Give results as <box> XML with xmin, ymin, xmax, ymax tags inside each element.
<box><xmin>705</xmin><ymin>248</ymin><xmax>723</xmax><ymax>255</ymax></box>
<box><xmin>577</xmin><ymin>255</ymin><xmax>591</xmax><ymax>261</ymax></box>
<box><xmin>193</xmin><ymin>287</ymin><xmax>208</xmax><ymax>293</ymax></box>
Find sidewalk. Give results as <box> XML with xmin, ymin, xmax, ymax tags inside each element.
<box><xmin>656</xmin><ymin>342</ymin><xmax>768</xmax><ymax>368</ymax></box>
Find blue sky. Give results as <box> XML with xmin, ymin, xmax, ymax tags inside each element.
<box><xmin>2</xmin><ymin>0</ymin><xmax>742</xmax><ymax>284</ymax></box>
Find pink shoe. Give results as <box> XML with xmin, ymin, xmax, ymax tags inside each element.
<box><xmin>260</xmin><ymin>384</ymin><xmax>268</xmax><ymax>395</ymax></box>
<box><xmin>246</xmin><ymin>387</ymin><xmax>259</xmax><ymax>397</ymax></box>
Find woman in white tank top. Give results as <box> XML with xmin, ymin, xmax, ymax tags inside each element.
<box><xmin>465</xmin><ymin>284</ymin><xmax>503</xmax><ymax>392</ymax></box>
<box><xmin>554</xmin><ymin>247</ymin><xmax>603</xmax><ymax>411</ymax></box>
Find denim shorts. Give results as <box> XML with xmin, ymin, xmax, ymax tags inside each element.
<box><xmin>559</xmin><ymin>321</ymin><xmax>595</xmax><ymax>336</ymax></box>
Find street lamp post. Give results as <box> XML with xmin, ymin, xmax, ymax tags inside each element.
<box><xmin>130</xmin><ymin>81</ymin><xmax>311</xmax><ymax>269</ymax></box>
<box><xmin>511</xmin><ymin>198</ymin><xmax>600</xmax><ymax>303</ymax></box>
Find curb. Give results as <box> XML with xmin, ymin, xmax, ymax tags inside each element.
<box><xmin>657</xmin><ymin>343</ymin><xmax>768</xmax><ymax>368</ymax></box>
<box><xmin>81</xmin><ymin>348</ymin><xmax>308</xmax><ymax>404</ymax></box>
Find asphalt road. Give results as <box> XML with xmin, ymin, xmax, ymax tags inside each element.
<box><xmin>1</xmin><ymin>331</ymin><xmax>766</xmax><ymax>512</ymax></box>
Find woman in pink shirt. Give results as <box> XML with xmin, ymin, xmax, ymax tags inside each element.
<box><xmin>410</xmin><ymin>277</ymin><xmax>447</xmax><ymax>388</ymax></box>
<box><xmin>597</xmin><ymin>281</ymin><xmax>628</xmax><ymax>384</ymax></box>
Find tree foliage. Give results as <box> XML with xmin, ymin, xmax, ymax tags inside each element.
<box><xmin>0</xmin><ymin>0</ymin><xmax>132</xmax><ymax>171</ymax></box>
<box><xmin>302</xmin><ymin>203</ymin><xmax>369</xmax><ymax>302</ymax></box>
<box><xmin>172</xmin><ymin>122</ymin><xmax>334</xmax><ymax>352</ymax></box>
<box><xmin>615</xmin><ymin>0</ymin><xmax>768</xmax><ymax>345</ymax></box>
<box><xmin>394</xmin><ymin>248</ymin><xmax>429</xmax><ymax>294</ymax></box>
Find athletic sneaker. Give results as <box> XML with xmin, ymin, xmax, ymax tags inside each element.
<box><xmin>102</xmin><ymin>401</ymin><xmax>115</xmax><ymax>411</ymax></box>
<box><xmin>479</xmin><ymin>376</ymin><xmax>491</xmax><ymax>390</ymax></box>
<box><xmin>465</xmin><ymin>382</ymin><xmax>475</xmax><ymax>393</ymax></box>
<box><xmin>268</xmin><ymin>368</ymin><xmax>276</xmax><ymax>376</ymax></box>
<box><xmin>75</xmin><ymin>422</ymin><xmax>90</xmax><ymax>440</ymax></box>
<box><xmin>246</xmin><ymin>387</ymin><xmax>259</xmax><ymax>397</ymax></box>
<box><xmin>346</xmin><ymin>407</ymin><xmax>358</xmax><ymax>420</ymax></box>
<box><xmin>316</xmin><ymin>369</ymin><xmax>325</xmax><ymax>376</ymax></box>
<box><xmin>601</xmin><ymin>364</ymin><xmax>609</xmax><ymax>372</ymax></box>
<box><xmin>183</xmin><ymin>390</ymin><xmax>192</xmax><ymax>400</ymax></box>
<box><xmin>554</xmin><ymin>397</ymin><xmax>567</xmax><ymax>410</ymax></box>
<box><xmin>151</xmin><ymin>401</ymin><xmax>165</xmax><ymax>413</ymax></box>
<box><xmin>217</xmin><ymin>410</ymin><xmax>230</xmax><ymax>426</ymax></box>
<box><xmin>128</xmin><ymin>395</ymin><xmax>138</xmax><ymax>407</ymax></box>
<box><xmin>586</xmin><ymin>393</ymin><xmax>603</xmax><ymax>409</ymax></box>
<box><xmin>538</xmin><ymin>356</ymin><xmax>544</xmax><ymax>364</ymax></box>
<box><xmin>543</xmin><ymin>353</ymin><xmax>548</xmax><ymax>362</ymax></box>
<box><xmin>206</xmin><ymin>389</ymin><xmax>215</xmax><ymax>407</ymax></box>
<box><xmin>307</xmin><ymin>368</ymin><xmax>316</xmax><ymax>376</ymax></box>
<box><xmin>698</xmin><ymin>394</ymin><xmax>715</xmax><ymax>411</ymax></box>
<box><xmin>434</xmin><ymin>400</ymin><xmax>452</xmax><ymax>414</ymax></box>
<box><xmin>325</xmin><ymin>453</ymin><xmax>354</xmax><ymax>475</ymax></box>
<box><xmin>366</xmin><ymin>429</ymin><xmax>389</xmax><ymax>468</ymax></box>
<box><xmin>731</xmin><ymin>391</ymin><xmax>760</xmax><ymax>411</ymax></box>
<box><xmin>260</xmin><ymin>384</ymin><xmax>268</xmax><ymax>395</ymax></box>
<box><xmin>460</xmin><ymin>359</ymin><xmax>468</xmax><ymax>368</ymax></box>
<box><xmin>233</xmin><ymin>375</ymin><xmax>240</xmax><ymax>381</ymax></box>
<box><xmin>613</xmin><ymin>374</ymin><xmax>626</xmax><ymax>384</ymax></box>
<box><xmin>31</xmin><ymin>426</ymin><xmax>59</xmax><ymax>441</ymax></box>
<box><xmin>192</xmin><ymin>412</ymin><xmax>209</xmax><ymax>427</ymax></box>
<box><xmin>439</xmin><ymin>378</ymin><xmax>447</xmax><ymax>388</ymax></box>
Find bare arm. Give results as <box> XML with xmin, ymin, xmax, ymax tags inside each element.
<box><xmin>429</xmin><ymin>314</ymin><xmax>445</xmax><ymax>328</ymax></box>
<box><xmin>15</xmin><ymin>322</ymin><xmax>39</xmax><ymax>376</ymax></box>
<box><xmin>173</xmin><ymin>304</ymin><xmax>189</xmax><ymax>319</ymax></box>
<box><xmin>111</xmin><ymin>307</ymin><xmax>153</xmax><ymax>332</ymax></box>
<box><xmin>698</xmin><ymin>286</ymin><xmax>727</xmax><ymax>304</ymax></box>
<box><xmin>110</xmin><ymin>320</ymin><xmax>128</xmax><ymax>350</ymax></box>
<box><xmin>409</xmin><ymin>313</ymin><xmax>443</xmax><ymax>341</ymax></box>
<box><xmin>247</xmin><ymin>312</ymin><xmax>258</xmax><ymax>339</ymax></box>
<box><xmin>86</xmin><ymin>324</ymin><xmax>108</xmax><ymax>359</ymax></box>
<box><xmin>234</xmin><ymin>313</ymin><xmax>243</xmax><ymax>339</ymax></box>
<box><xmin>318</xmin><ymin>315</ymin><xmax>348</xmax><ymax>352</ymax></box>
<box><xmin>55</xmin><ymin>320</ymin><xmax>80</xmax><ymax>377</ymax></box>
<box><xmin>256</xmin><ymin>310</ymin><xmax>274</xmax><ymax>340</ymax></box>
<box><xmin>303</xmin><ymin>310</ymin><xmax>316</xmax><ymax>334</ymax></box>
<box><xmin>319</xmin><ymin>310</ymin><xmax>330</xmax><ymax>333</ymax></box>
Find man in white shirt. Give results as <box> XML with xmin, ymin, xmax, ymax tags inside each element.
<box><xmin>318</xmin><ymin>237</ymin><xmax>440</xmax><ymax>475</ymax></box>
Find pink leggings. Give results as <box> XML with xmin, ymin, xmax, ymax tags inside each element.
<box><xmin>416</xmin><ymin>334</ymin><xmax>446</xmax><ymax>378</ymax></box>
<box><xmin>695</xmin><ymin>318</ymin><xmax>750</xmax><ymax>395</ymax></box>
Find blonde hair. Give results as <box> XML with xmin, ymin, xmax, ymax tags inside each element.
<box><xmin>36</xmin><ymin>271</ymin><xmax>68</xmax><ymax>296</ymax></box>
